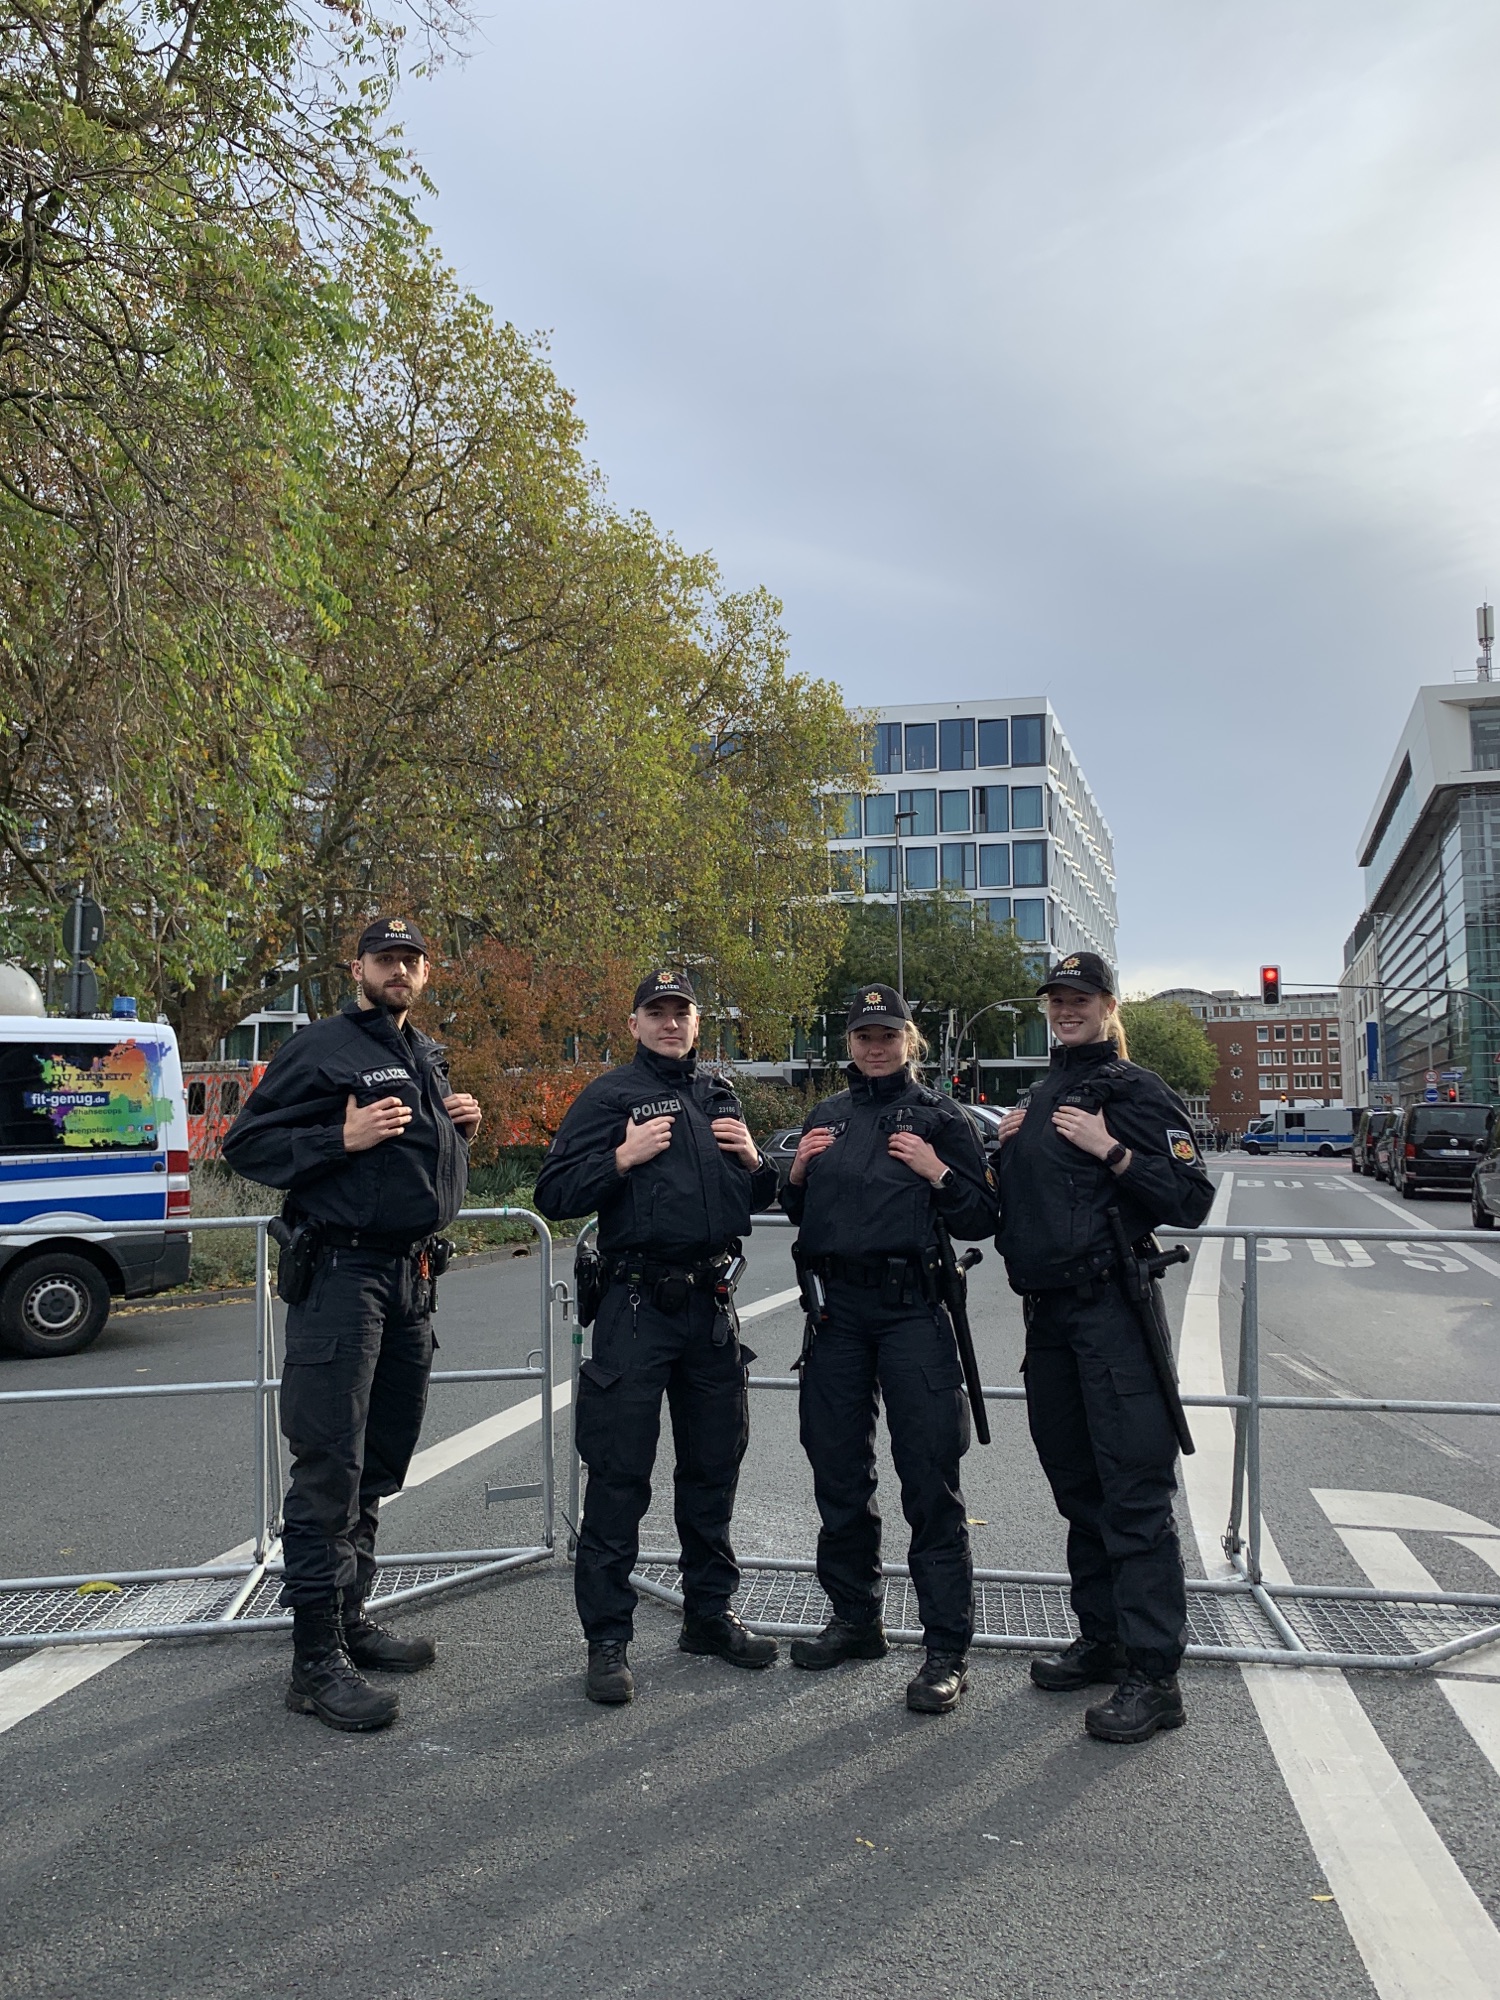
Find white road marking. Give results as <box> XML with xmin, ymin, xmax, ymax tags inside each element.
<box><xmin>1350</xmin><ymin>1181</ymin><xmax>1500</xmax><ymax>1281</ymax></box>
<box><xmin>0</xmin><ymin>1375</ymin><xmax>573</xmax><ymax>1738</ymax></box>
<box><xmin>737</xmin><ymin>1286</ymin><xmax>801</xmax><ymax>1322</ymax></box>
<box><xmin>1177</xmin><ymin>1171</ymin><xmax>1500</xmax><ymax>1998</ymax></box>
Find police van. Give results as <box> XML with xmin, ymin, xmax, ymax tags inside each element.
<box><xmin>1241</xmin><ymin>1106</ymin><xmax>1353</xmax><ymax>1158</ymax></box>
<box><xmin>0</xmin><ymin>996</ymin><xmax>191</xmax><ymax>1357</ymax></box>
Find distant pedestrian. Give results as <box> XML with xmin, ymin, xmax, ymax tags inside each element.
<box><xmin>781</xmin><ymin>984</ymin><xmax>997</xmax><ymax>1715</ymax></box>
<box><xmin>990</xmin><ymin>953</ymin><xmax>1213</xmax><ymax>1744</ymax></box>
<box><xmin>224</xmin><ymin>918</ymin><xmax>481</xmax><ymax>1731</ymax></box>
<box><xmin>534</xmin><ymin>971</ymin><xmax>780</xmax><ymax>1704</ymax></box>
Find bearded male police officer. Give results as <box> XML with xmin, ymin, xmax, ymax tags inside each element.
<box><xmin>224</xmin><ymin>918</ymin><xmax>481</xmax><ymax>1731</ymax></box>
<box><xmin>534</xmin><ymin>970</ymin><xmax>781</xmax><ymax>1704</ymax></box>
<box><xmin>991</xmin><ymin>951</ymin><xmax>1213</xmax><ymax>1743</ymax></box>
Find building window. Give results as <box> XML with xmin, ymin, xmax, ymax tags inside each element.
<box><xmin>828</xmin><ymin>794</ymin><xmax>861</xmax><ymax>841</ymax></box>
<box><xmin>897</xmin><ymin>788</ymin><xmax>937</xmax><ymax>837</ymax></box>
<box><xmin>905</xmin><ymin>846</ymin><xmax>938</xmax><ymax>890</ymax></box>
<box><xmin>1330</xmin><ymin>1072</ymin><xmax>1341</xmax><ymax>1087</ymax></box>
<box><xmin>978</xmin><ymin>843</ymin><xmax>1011</xmax><ymax>888</ymax></box>
<box><xmin>977</xmin><ymin>718</ymin><xmax>1010</xmax><ymax>767</ymax></box>
<box><xmin>1013</xmin><ymin>896</ymin><xmax>1047</xmax><ymax>942</ymax></box>
<box><xmin>1013</xmin><ymin>840</ymin><xmax>1048</xmax><ymax>888</ymax></box>
<box><xmin>1471</xmin><ymin>706</ymin><xmax>1500</xmax><ymax>770</ymax></box>
<box><xmin>863</xmin><ymin>846</ymin><xmax>895</xmax><ymax>893</ymax></box>
<box><xmin>1010</xmin><ymin>785</ymin><xmax>1044</xmax><ymax>831</ymax></box>
<box><xmin>1012</xmin><ymin>714</ymin><xmax>1047</xmax><ymax>766</ymax></box>
<box><xmin>1309</xmin><ymin>1025</ymin><xmax>1321</xmax><ymax>1041</ymax></box>
<box><xmin>872</xmin><ymin>723</ymin><xmax>902</xmax><ymax>775</ymax></box>
<box><xmin>1274</xmin><ymin>1026</ymin><xmax>1286</xmax><ymax>1041</ymax></box>
<box><xmin>939</xmin><ymin>789</ymin><xmax>971</xmax><ymax>833</ymax></box>
<box><xmin>980</xmin><ymin>896</ymin><xmax>1012</xmax><ymax>927</ymax></box>
<box><xmin>905</xmin><ymin>723</ymin><xmax>937</xmax><ymax>771</ymax></box>
<box><xmin>1230</xmin><ymin>1067</ymin><xmax>1243</xmax><ymax>1079</ymax></box>
<box><xmin>1292</xmin><ymin>1026</ymin><xmax>1303</xmax><ymax>1042</ymax></box>
<box><xmin>941</xmin><ymin>841</ymin><xmax>977</xmax><ymax>889</ymax></box>
<box><xmin>864</xmin><ymin>793</ymin><xmax>895</xmax><ymax>837</ymax></box>
<box><xmin>830</xmin><ymin>852</ymin><xmax>863</xmax><ymax>892</ymax></box>
<box><xmin>1229</xmin><ymin>1042</ymin><xmax>1243</xmax><ymax>1054</ymax></box>
<box><xmin>1258</xmin><ymin>1053</ymin><xmax>1273</xmax><ymax>1068</ymax></box>
<box><xmin>1328</xmin><ymin>1026</ymin><xmax>1339</xmax><ymax>1040</ymax></box>
<box><xmin>939</xmin><ymin>718</ymin><xmax>975</xmax><ymax>770</ymax></box>
<box><xmin>1309</xmin><ymin>1074</ymin><xmax>1322</xmax><ymax>1088</ymax></box>
<box><xmin>1257</xmin><ymin>1026</ymin><xmax>1269</xmax><ymax>1042</ymax></box>
<box><xmin>973</xmin><ymin>785</ymin><xmax>1008</xmax><ymax>833</ymax></box>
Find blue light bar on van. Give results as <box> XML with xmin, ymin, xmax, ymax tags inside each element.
<box><xmin>111</xmin><ymin>996</ymin><xmax>138</xmax><ymax>1019</ymax></box>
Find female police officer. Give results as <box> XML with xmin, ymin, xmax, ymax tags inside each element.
<box><xmin>781</xmin><ymin>984</ymin><xmax>996</xmax><ymax>1714</ymax></box>
<box><xmin>991</xmin><ymin>952</ymin><xmax>1214</xmax><ymax>1744</ymax></box>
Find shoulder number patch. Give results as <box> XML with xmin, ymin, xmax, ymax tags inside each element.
<box><xmin>1166</xmin><ymin>1127</ymin><xmax>1199</xmax><ymax>1163</ymax></box>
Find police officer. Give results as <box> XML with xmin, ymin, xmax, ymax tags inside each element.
<box><xmin>991</xmin><ymin>952</ymin><xmax>1213</xmax><ymax>1744</ymax></box>
<box><xmin>223</xmin><ymin>918</ymin><xmax>481</xmax><ymax>1732</ymax></box>
<box><xmin>534</xmin><ymin>970</ymin><xmax>781</xmax><ymax>1704</ymax></box>
<box><xmin>781</xmin><ymin>984</ymin><xmax>996</xmax><ymax>1714</ymax></box>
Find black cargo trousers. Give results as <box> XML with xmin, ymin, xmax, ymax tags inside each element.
<box><xmin>278</xmin><ymin>1245</ymin><xmax>435</xmax><ymax>1608</ymax></box>
<box><xmin>1022</xmin><ymin>1277</ymin><xmax>1187</xmax><ymax>1677</ymax></box>
<box><xmin>573</xmin><ymin>1279</ymin><xmax>753</xmax><ymax>1641</ymax></box>
<box><xmin>799</xmin><ymin>1278</ymin><xmax>974</xmax><ymax>1650</ymax></box>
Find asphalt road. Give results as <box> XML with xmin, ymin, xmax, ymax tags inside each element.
<box><xmin>1</xmin><ymin>1162</ymin><xmax>1498</xmax><ymax>2000</ymax></box>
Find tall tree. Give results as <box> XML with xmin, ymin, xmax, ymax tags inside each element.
<box><xmin>1119</xmin><ymin>999</ymin><xmax>1218</xmax><ymax>1097</ymax></box>
<box><xmin>820</xmin><ymin>896</ymin><xmax>1038</xmax><ymax>1060</ymax></box>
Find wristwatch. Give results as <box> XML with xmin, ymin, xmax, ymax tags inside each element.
<box><xmin>932</xmin><ymin>1166</ymin><xmax>954</xmax><ymax>1191</ymax></box>
<box><xmin>1102</xmin><ymin>1142</ymin><xmax>1128</xmax><ymax>1170</ymax></box>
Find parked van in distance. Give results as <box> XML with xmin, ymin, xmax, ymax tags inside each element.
<box><xmin>1352</xmin><ymin>1108</ymin><xmax>1396</xmax><ymax>1176</ymax></box>
<box><xmin>1389</xmin><ymin>1101</ymin><xmax>1492</xmax><ymax>1201</ymax></box>
<box><xmin>0</xmin><ymin>1014</ymin><xmax>190</xmax><ymax>1356</ymax></box>
<box><xmin>1240</xmin><ymin>1106</ymin><xmax>1353</xmax><ymax>1158</ymax></box>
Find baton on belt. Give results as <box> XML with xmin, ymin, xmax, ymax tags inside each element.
<box><xmin>933</xmin><ymin>1221</ymin><xmax>991</xmax><ymax>1446</ymax></box>
<box><xmin>1105</xmin><ymin>1206</ymin><xmax>1194</xmax><ymax>1457</ymax></box>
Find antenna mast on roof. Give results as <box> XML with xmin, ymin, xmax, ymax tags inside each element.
<box><xmin>1478</xmin><ymin>602</ymin><xmax>1494</xmax><ymax>682</ymax></box>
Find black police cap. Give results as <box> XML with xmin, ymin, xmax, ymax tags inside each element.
<box><xmin>1037</xmin><ymin>951</ymin><xmax>1115</xmax><ymax>998</ymax></box>
<box><xmin>846</xmin><ymin>982</ymin><xmax>913</xmax><ymax>1031</ymax></box>
<box><xmin>356</xmin><ymin>916</ymin><xmax>430</xmax><ymax>958</ymax></box>
<box><xmin>632</xmin><ymin>969</ymin><xmax>698</xmax><ymax>1011</ymax></box>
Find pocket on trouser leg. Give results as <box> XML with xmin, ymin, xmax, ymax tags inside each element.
<box><xmin>920</xmin><ymin>1359</ymin><xmax>971</xmax><ymax>1458</ymax></box>
<box><xmin>575</xmin><ymin>1359</ymin><xmax>622</xmax><ymax>1474</ymax></box>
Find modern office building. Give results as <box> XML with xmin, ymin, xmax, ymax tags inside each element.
<box><xmin>1345</xmin><ymin>684</ymin><xmax>1500</xmax><ymax>1107</ymax></box>
<box><xmin>825</xmin><ymin>699</ymin><xmax>1117</xmax><ymax>962</ymax></box>
<box><xmin>1155</xmin><ymin>988</ymin><xmax>1343</xmax><ymax>1135</ymax></box>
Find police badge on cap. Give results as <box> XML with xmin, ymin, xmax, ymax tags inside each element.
<box><xmin>1036</xmin><ymin>951</ymin><xmax>1114</xmax><ymax>998</ymax></box>
<box><xmin>356</xmin><ymin>916</ymin><xmax>430</xmax><ymax>958</ymax></box>
<box><xmin>632</xmin><ymin>969</ymin><xmax>697</xmax><ymax>1010</ymax></box>
<box><xmin>845</xmin><ymin>982</ymin><xmax>914</xmax><ymax>1030</ymax></box>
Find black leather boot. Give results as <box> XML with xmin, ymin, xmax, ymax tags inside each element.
<box><xmin>1085</xmin><ymin>1669</ymin><xmax>1186</xmax><ymax>1743</ymax></box>
<box><xmin>789</xmin><ymin>1616</ymin><xmax>890</xmax><ymax>1671</ymax></box>
<box><xmin>679</xmin><ymin>1609</ymin><xmax>779</xmax><ymax>1669</ymax></box>
<box><xmin>586</xmin><ymin>1640</ymin><xmax>635</xmax><ymax>1705</ymax></box>
<box><xmin>286</xmin><ymin>1600</ymin><xmax>400</xmax><ymax>1731</ymax></box>
<box><xmin>342</xmin><ymin>1596</ymin><xmax>437</xmax><ymax>1674</ymax></box>
<box><xmin>1030</xmin><ymin>1635</ymin><xmax>1128</xmax><ymax>1692</ymax></box>
<box><xmin>906</xmin><ymin>1649</ymin><xmax>968</xmax><ymax>1714</ymax></box>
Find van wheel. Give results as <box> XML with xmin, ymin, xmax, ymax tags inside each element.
<box><xmin>0</xmin><ymin>1254</ymin><xmax>111</xmax><ymax>1358</ymax></box>
<box><xmin>1400</xmin><ymin>1177</ymin><xmax>1419</xmax><ymax>1202</ymax></box>
<box><xmin>1318</xmin><ymin>1145</ymin><xmax>1334</xmax><ymax>1157</ymax></box>
<box><xmin>1472</xmin><ymin>1188</ymin><xmax>1494</xmax><ymax>1230</ymax></box>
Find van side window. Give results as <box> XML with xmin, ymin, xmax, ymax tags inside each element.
<box><xmin>220</xmin><ymin>1081</ymin><xmax>241</xmax><ymax>1115</ymax></box>
<box><xmin>186</xmin><ymin>1082</ymin><xmax>207</xmax><ymax>1116</ymax></box>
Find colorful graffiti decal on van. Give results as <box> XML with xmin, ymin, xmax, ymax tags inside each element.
<box><xmin>20</xmin><ymin>1041</ymin><xmax>174</xmax><ymax>1150</ymax></box>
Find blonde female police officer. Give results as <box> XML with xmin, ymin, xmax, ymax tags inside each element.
<box><xmin>781</xmin><ymin>984</ymin><xmax>996</xmax><ymax>1714</ymax></box>
<box><xmin>991</xmin><ymin>952</ymin><xmax>1214</xmax><ymax>1744</ymax></box>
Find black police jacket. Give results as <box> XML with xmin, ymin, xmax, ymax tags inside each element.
<box><xmin>994</xmin><ymin>1039</ymin><xmax>1215</xmax><ymax>1292</ymax></box>
<box><xmin>221</xmin><ymin>999</ymin><xmax>468</xmax><ymax>1240</ymax></box>
<box><xmin>780</xmin><ymin>1066</ymin><xmax>997</xmax><ymax>1259</ymax></box>
<box><xmin>532</xmin><ymin>1046</ymin><xmax>780</xmax><ymax>1257</ymax></box>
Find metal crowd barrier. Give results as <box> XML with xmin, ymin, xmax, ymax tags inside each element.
<box><xmin>0</xmin><ymin>1210</ymin><xmax>559</xmax><ymax>1650</ymax></box>
<box><xmin>571</xmin><ymin>1214</ymin><xmax>1500</xmax><ymax>1674</ymax></box>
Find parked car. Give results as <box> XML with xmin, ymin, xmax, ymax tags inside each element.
<box><xmin>1470</xmin><ymin>1125</ymin><xmax>1500</xmax><ymax>1229</ymax></box>
<box><xmin>1352</xmin><ymin>1108</ymin><xmax>1395</xmax><ymax>1177</ymax></box>
<box><xmin>960</xmin><ymin>1102</ymin><xmax>1007</xmax><ymax>1150</ymax></box>
<box><xmin>1373</xmin><ymin>1117</ymin><xmax>1400</xmax><ymax>1183</ymax></box>
<box><xmin>761</xmin><ymin>1125</ymin><xmax>803</xmax><ymax>1200</ymax></box>
<box><xmin>1390</xmin><ymin>1102</ymin><xmax>1492</xmax><ymax>1200</ymax></box>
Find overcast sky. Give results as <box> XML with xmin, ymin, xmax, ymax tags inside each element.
<box><xmin>396</xmin><ymin>1</ymin><xmax>1500</xmax><ymax>995</ymax></box>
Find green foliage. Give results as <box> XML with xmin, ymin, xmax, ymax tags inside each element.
<box><xmin>819</xmin><ymin>895</ymin><xmax>1037</xmax><ymax>1058</ymax></box>
<box><xmin>1118</xmin><ymin>1000</ymin><xmax>1219</xmax><ymax>1098</ymax></box>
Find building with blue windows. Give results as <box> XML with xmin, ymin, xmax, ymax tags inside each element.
<box><xmin>825</xmin><ymin>699</ymin><xmax>1117</xmax><ymax>966</ymax></box>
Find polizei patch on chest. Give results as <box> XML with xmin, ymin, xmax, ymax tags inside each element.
<box><xmin>360</xmin><ymin>1066</ymin><xmax>414</xmax><ymax>1088</ymax></box>
<box><xmin>630</xmin><ymin>1097</ymin><xmax>683</xmax><ymax>1123</ymax></box>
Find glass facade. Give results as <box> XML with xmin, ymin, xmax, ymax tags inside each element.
<box><xmin>1013</xmin><ymin>840</ymin><xmax>1048</xmax><ymax>888</ymax></box>
<box><xmin>941</xmin><ymin>841</ymin><xmax>977</xmax><ymax>889</ymax></box>
<box><xmin>1472</xmin><ymin>707</ymin><xmax>1500</xmax><ymax>771</ymax></box>
<box><xmin>978</xmin><ymin>843</ymin><xmax>1011</xmax><ymax>887</ymax></box>
<box><xmin>977</xmin><ymin>718</ymin><xmax>1009</xmax><ymax>767</ymax></box>
<box><xmin>939</xmin><ymin>789</ymin><xmax>971</xmax><ymax>832</ymax></box>
<box><xmin>872</xmin><ymin>723</ymin><xmax>902</xmax><ymax>775</ymax></box>
<box><xmin>939</xmin><ymin>718</ymin><xmax>975</xmax><ymax>770</ymax></box>
<box><xmin>904</xmin><ymin>723</ymin><xmax>937</xmax><ymax>771</ymax></box>
<box><xmin>1011</xmin><ymin>786</ymin><xmax>1045</xmax><ymax>830</ymax></box>
<box><xmin>973</xmin><ymin>784</ymin><xmax>1008</xmax><ymax>833</ymax></box>
<box><xmin>828</xmin><ymin>794</ymin><xmax>861</xmax><ymax>840</ymax></box>
<box><xmin>1012</xmin><ymin>715</ymin><xmax>1047</xmax><ymax>766</ymax></box>
<box><xmin>905</xmin><ymin>846</ymin><xmax>938</xmax><ymax>889</ymax></box>
<box><xmin>897</xmin><ymin>788</ymin><xmax>937</xmax><ymax>837</ymax></box>
<box><xmin>864</xmin><ymin>846</ymin><xmax>895</xmax><ymax>892</ymax></box>
<box><xmin>864</xmin><ymin>793</ymin><xmax>895</xmax><ymax>836</ymax></box>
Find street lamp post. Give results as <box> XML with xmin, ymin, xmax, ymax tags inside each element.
<box><xmin>893</xmin><ymin>808</ymin><xmax>917</xmax><ymax>998</ymax></box>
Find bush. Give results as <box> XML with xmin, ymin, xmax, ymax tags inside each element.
<box><xmin>187</xmin><ymin>1165</ymin><xmax>272</xmax><ymax>1288</ymax></box>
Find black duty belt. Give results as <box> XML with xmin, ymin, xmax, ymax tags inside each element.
<box><xmin>809</xmin><ymin>1251</ymin><xmax>932</xmax><ymax>1289</ymax></box>
<box><xmin>319</xmin><ymin>1224</ymin><xmax>429</xmax><ymax>1255</ymax></box>
<box><xmin>603</xmin><ymin>1248</ymin><xmax>733</xmax><ymax>1289</ymax></box>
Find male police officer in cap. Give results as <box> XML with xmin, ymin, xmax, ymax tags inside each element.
<box><xmin>535</xmin><ymin>969</ymin><xmax>781</xmax><ymax>1703</ymax></box>
<box><xmin>224</xmin><ymin>918</ymin><xmax>481</xmax><ymax>1731</ymax></box>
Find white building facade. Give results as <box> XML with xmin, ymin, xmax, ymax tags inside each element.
<box><xmin>825</xmin><ymin>699</ymin><xmax>1117</xmax><ymax>964</ymax></box>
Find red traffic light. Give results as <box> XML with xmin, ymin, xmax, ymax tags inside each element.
<box><xmin>1260</xmin><ymin>965</ymin><xmax>1281</xmax><ymax>1006</ymax></box>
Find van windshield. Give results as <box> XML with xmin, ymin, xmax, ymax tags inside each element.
<box><xmin>1410</xmin><ymin>1107</ymin><xmax>1489</xmax><ymax>1141</ymax></box>
<box><xmin>0</xmin><ymin>1039</ymin><xmax>173</xmax><ymax>1154</ymax></box>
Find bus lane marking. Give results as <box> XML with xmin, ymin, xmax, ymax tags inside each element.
<box><xmin>1177</xmin><ymin>1171</ymin><xmax>1500</xmax><ymax>2000</ymax></box>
